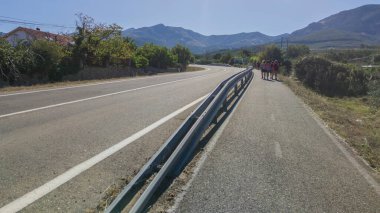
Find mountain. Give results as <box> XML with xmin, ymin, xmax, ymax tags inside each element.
<box><xmin>123</xmin><ymin>24</ymin><xmax>208</xmax><ymax>53</ymax></box>
<box><xmin>123</xmin><ymin>4</ymin><xmax>380</xmax><ymax>53</ymax></box>
<box><xmin>289</xmin><ymin>4</ymin><xmax>380</xmax><ymax>47</ymax></box>
<box><xmin>122</xmin><ymin>24</ymin><xmax>286</xmax><ymax>53</ymax></box>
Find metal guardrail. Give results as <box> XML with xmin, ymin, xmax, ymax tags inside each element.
<box><xmin>105</xmin><ymin>67</ymin><xmax>254</xmax><ymax>213</ymax></box>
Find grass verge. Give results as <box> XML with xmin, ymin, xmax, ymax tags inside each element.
<box><xmin>0</xmin><ymin>67</ymin><xmax>206</xmax><ymax>93</ymax></box>
<box><xmin>282</xmin><ymin>75</ymin><xmax>380</xmax><ymax>172</ymax></box>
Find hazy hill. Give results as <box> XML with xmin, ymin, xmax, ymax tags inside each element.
<box><xmin>122</xmin><ymin>4</ymin><xmax>380</xmax><ymax>53</ymax></box>
<box><xmin>122</xmin><ymin>24</ymin><xmax>285</xmax><ymax>53</ymax></box>
<box><xmin>290</xmin><ymin>4</ymin><xmax>380</xmax><ymax>47</ymax></box>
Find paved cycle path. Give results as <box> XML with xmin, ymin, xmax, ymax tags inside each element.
<box><xmin>177</xmin><ymin>70</ymin><xmax>380</xmax><ymax>212</ymax></box>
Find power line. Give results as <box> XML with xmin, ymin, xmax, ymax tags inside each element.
<box><xmin>0</xmin><ymin>15</ymin><xmax>75</xmax><ymax>29</ymax></box>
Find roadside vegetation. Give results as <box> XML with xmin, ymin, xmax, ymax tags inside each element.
<box><xmin>0</xmin><ymin>14</ymin><xmax>194</xmax><ymax>87</ymax></box>
<box><xmin>266</xmin><ymin>45</ymin><xmax>380</xmax><ymax>171</ymax></box>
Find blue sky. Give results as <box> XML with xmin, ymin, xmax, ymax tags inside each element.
<box><xmin>1</xmin><ymin>0</ymin><xmax>379</xmax><ymax>36</ymax></box>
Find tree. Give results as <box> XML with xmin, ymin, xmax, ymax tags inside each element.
<box><xmin>171</xmin><ymin>44</ymin><xmax>192</xmax><ymax>69</ymax></box>
<box><xmin>96</xmin><ymin>37</ymin><xmax>135</xmax><ymax>67</ymax></box>
<box><xmin>240</xmin><ymin>49</ymin><xmax>251</xmax><ymax>57</ymax></box>
<box><xmin>259</xmin><ymin>45</ymin><xmax>283</xmax><ymax>62</ymax></box>
<box><xmin>213</xmin><ymin>53</ymin><xmax>222</xmax><ymax>61</ymax></box>
<box><xmin>30</xmin><ymin>40</ymin><xmax>66</xmax><ymax>81</ymax></box>
<box><xmin>220</xmin><ymin>52</ymin><xmax>233</xmax><ymax>64</ymax></box>
<box><xmin>137</xmin><ymin>43</ymin><xmax>177</xmax><ymax>69</ymax></box>
<box><xmin>0</xmin><ymin>38</ymin><xmax>20</xmax><ymax>82</ymax></box>
<box><xmin>132</xmin><ymin>55</ymin><xmax>149</xmax><ymax>68</ymax></box>
<box><xmin>72</xmin><ymin>13</ymin><xmax>123</xmax><ymax>67</ymax></box>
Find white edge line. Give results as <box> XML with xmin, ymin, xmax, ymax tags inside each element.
<box><xmin>0</xmin><ymin>78</ymin><xmax>144</xmax><ymax>97</ymax></box>
<box><xmin>0</xmin><ymin>94</ymin><xmax>208</xmax><ymax>213</ymax></box>
<box><xmin>167</xmin><ymin>75</ymin><xmax>252</xmax><ymax>213</ymax></box>
<box><xmin>0</xmin><ymin>73</ymin><xmax>213</xmax><ymax>119</ymax></box>
<box><xmin>0</xmin><ymin>68</ymin><xmax>211</xmax><ymax>97</ymax></box>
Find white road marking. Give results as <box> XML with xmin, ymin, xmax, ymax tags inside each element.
<box><xmin>0</xmin><ymin>78</ymin><xmax>146</xmax><ymax>97</ymax></box>
<box><xmin>0</xmin><ymin>68</ymin><xmax>211</xmax><ymax>97</ymax></box>
<box><xmin>0</xmin><ymin>74</ymin><xmax>214</xmax><ymax>119</ymax></box>
<box><xmin>274</xmin><ymin>142</ymin><xmax>283</xmax><ymax>158</ymax></box>
<box><xmin>271</xmin><ymin>114</ymin><xmax>276</xmax><ymax>122</ymax></box>
<box><xmin>0</xmin><ymin>94</ymin><xmax>209</xmax><ymax>213</ymax></box>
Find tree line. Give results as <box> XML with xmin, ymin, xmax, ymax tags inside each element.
<box><xmin>0</xmin><ymin>14</ymin><xmax>193</xmax><ymax>85</ymax></box>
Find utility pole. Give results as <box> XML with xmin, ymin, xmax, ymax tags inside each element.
<box><xmin>286</xmin><ymin>38</ymin><xmax>289</xmax><ymax>50</ymax></box>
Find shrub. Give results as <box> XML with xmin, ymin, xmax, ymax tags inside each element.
<box><xmin>132</xmin><ymin>55</ymin><xmax>149</xmax><ymax>68</ymax></box>
<box><xmin>286</xmin><ymin>45</ymin><xmax>310</xmax><ymax>59</ymax></box>
<box><xmin>281</xmin><ymin>60</ymin><xmax>292</xmax><ymax>76</ymax></box>
<box><xmin>295</xmin><ymin>56</ymin><xmax>368</xmax><ymax>96</ymax></box>
<box><xmin>171</xmin><ymin>44</ymin><xmax>192</xmax><ymax>69</ymax></box>
<box><xmin>30</xmin><ymin>40</ymin><xmax>66</xmax><ymax>81</ymax></box>
<box><xmin>368</xmin><ymin>70</ymin><xmax>380</xmax><ymax>107</ymax></box>
<box><xmin>374</xmin><ymin>55</ymin><xmax>380</xmax><ymax>64</ymax></box>
<box><xmin>259</xmin><ymin>45</ymin><xmax>282</xmax><ymax>62</ymax></box>
<box><xmin>137</xmin><ymin>44</ymin><xmax>176</xmax><ymax>69</ymax></box>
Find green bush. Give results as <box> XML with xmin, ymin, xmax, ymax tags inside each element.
<box><xmin>286</xmin><ymin>45</ymin><xmax>310</xmax><ymax>59</ymax></box>
<box><xmin>132</xmin><ymin>54</ymin><xmax>149</xmax><ymax>68</ymax></box>
<box><xmin>323</xmin><ymin>49</ymin><xmax>374</xmax><ymax>63</ymax></box>
<box><xmin>259</xmin><ymin>45</ymin><xmax>282</xmax><ymax>62</ymax></box>
<box><xmin>30</xmin><ymin>40</ymin><xmax>66</xmax><ymax>81</ymax></box>
<box><xmin>374</xmin><ymin>55</ymin><xmax>380</xmax><ymax>64</ymax></box>
<box><xmin>171</xmin><ymin>44</ymin><xmax>192</xmax><ymax>69</ymax></box>
<box><xmin>136</xmin><ymin>43</ymin><xmax>177</xmax><ymax>69</ymax></box>
<box><xmin>295</xmin><ymin>56</ymin><xmax>368</xmax><ymax>97</ymax></box>
<box><xmin>281</xmin><ymin>60</ymin><xmax>292</xmax><ymax>76</ymax></box>
<box><xmin>0</xmin><ymin>39</ymin><xmax>18</xmax><ymax>82</ymax></box>
<box><xmin>368</xmin><ymin>70</ymin><xmax>380</xmax><ymax>107</ymax></box>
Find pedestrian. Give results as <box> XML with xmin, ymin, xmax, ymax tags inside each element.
<box><xmin>273</xmin><ymin>60</ymin><xmax>279</xmax><ymax>80</ymax></box>
<box><xmin>260</xmin><ymin>60</ymin><xmax>265</xmax><ymax>79</ymax></box>
<box><xmin>265</xmin><ymin>60</ymin><xmax>271</xmax><ymax>80</ymax></box>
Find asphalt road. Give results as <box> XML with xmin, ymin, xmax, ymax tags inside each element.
<box><xmin>177</xmin><ymin>70</ymin><xmax>380</xmax><ymax>212</ymax></box>
<box><xmin>0</xmin><ymin>65</ymin><xmax>241</xmax><ymax>212</ymax></box>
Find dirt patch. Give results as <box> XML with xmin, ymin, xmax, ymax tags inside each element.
<box><xmin>186</xmin><ymin>66</ymin><xmax>206</xmax><ymax>72</ymax></box>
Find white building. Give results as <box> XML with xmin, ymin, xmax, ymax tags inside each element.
<box><xmin>3</xmin><ymin>27</ymin><xmax>73</xmax><ymax>46</ymax></box>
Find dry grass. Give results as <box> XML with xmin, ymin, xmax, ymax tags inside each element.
<box><xmin>186</xmin><ymin>66</ymin><xmax>206</xmax><ymax>72</ymax></box>
<box><xmin>282</xmin><ymin>75</ymin><xmax>380</xmax><ymax>171</ymax></box>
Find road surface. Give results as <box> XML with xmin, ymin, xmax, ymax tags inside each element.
<box><xmin>176</xmin><ymin>70</ymin><xmax>380</xmax><ymax>212</ymax></box>
<box><xmin>0</xmin><ymin>65</ymin><xmax>241</xmax><ymax>212</ymax></box>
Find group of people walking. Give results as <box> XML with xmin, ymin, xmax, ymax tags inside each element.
<box><xmin>255</xmin><ymin>60</ymin><xmax>280</xmax><ymax>80</ymax></box>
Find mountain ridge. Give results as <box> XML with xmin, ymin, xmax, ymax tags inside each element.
<box><xmin>122</xmin><ymin>4</ymin><xmax>380</xmax><ymax>53</ymax></box>
<box><xmin>122</xmin><ymin>24</ymin><xmax>287</xmax><ymax>53</ymax></box>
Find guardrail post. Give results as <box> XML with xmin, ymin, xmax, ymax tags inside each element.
<box><xmin>223</xmin><ymin>99</ymin><xmax>227</xmax><ymax>112</ymax></box>
<box><xmin>234</xmin><ymin>85</ymin><xmax>238</xmax><ymax>95</ymax></box>
<box><xmin>212</xmin><ymin>115</ymin><xmax>218</xmax><ymax>124</ymax></box>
